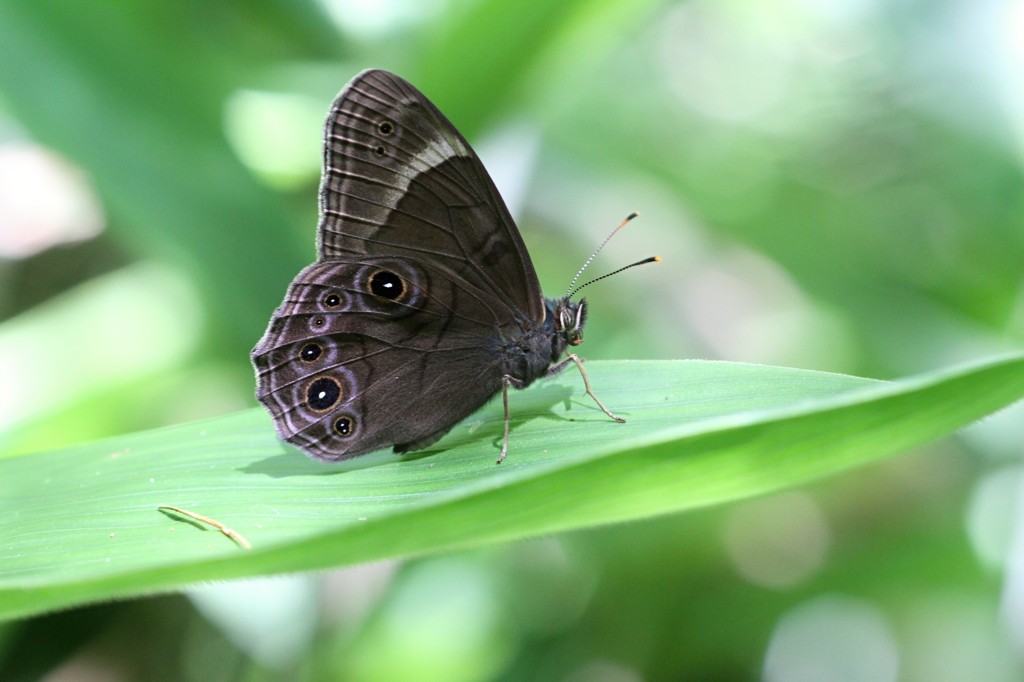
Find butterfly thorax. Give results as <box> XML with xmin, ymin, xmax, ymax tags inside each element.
<box><xmin>495</xmin><ymin>297</ymin><xmax>586</xmax><ymax>387</ymax></box>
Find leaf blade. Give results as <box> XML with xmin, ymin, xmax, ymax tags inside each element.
<box><xmin>3</xmin><ymin>356</ymin><xmax>1023</xmax><ymax>620</ymax></box>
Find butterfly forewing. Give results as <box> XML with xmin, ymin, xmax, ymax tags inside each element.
<box><xmin>317</xmin><ymin>69</ymin><xmax>544</xmax><ymax>323</ymax></box>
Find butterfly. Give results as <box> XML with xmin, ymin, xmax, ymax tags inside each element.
<box><xmin>251</xmin><ymin>69</ymin><xmax>652</xmax><ymax>464</ymax></box>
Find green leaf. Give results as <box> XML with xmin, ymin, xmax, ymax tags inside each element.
<box><xmin>3</xmin><ymin>356</ymin><xmax>1024</xmax><ymax>621</ymax></box>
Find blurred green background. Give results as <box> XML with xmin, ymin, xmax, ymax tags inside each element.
<box><xmin>1</xmin><ymin>0</ymin><xmax>1023</xmax><ymax>680</ymax></box>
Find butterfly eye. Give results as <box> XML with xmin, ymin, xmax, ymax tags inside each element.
<box><xmin>323</xmin><ymin>292</ymin><xmax>342</xmax><ymax>308</ymax></box>
<box><xmin>333</xmin><ymin>416</ymin><xmax>355</xmax><ymax>437</ymax></box>
<box><xmin>299</xmin><ymin>343</ymin><xmax>322</xmax><ymax>363</ymax></box>
<box><xmin>377</xmin><ymin>120</ymin><xmax>395</xmax><ymax>136</ymax></box>
<box><xmin>369</xmin><ymin>269</ymin><xmax>405</xmax><ymax>300</ymax></box>
<box><xmin>306</xmin><ymin>376</ymin><xmax>342</xmax><ymax>412</ymax></box>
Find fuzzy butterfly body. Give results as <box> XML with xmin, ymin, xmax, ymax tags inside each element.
<box><xmin>252</xmin><ymin>69</ymin><xmax>620</xmax><ymax>463</ymax></box>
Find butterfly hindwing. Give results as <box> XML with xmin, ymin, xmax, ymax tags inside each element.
<box><xmin>252</xmin><ymin>256</ymin><xmax>511</xmax><ymax>461</ymax></box>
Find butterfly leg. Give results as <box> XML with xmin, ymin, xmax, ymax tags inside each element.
<box><xmin>498</xmin><ymin>375</ymin><xmax>524</xmax><ymax>464</ymax></box>
<box><xmin>562</xmin><ymin>354</ymin><xmax>626</xmax><ymax>424</ymax></box>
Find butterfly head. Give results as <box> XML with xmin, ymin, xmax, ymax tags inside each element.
<box><xmin>554</xmin><ymin>297</ymin><xmax>588</xmax><ymax>348</ymax></box>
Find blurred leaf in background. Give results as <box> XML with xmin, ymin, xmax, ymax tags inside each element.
<box><xmin>0</xmin><ymin>0</ymin><xmax>1022</xmax><ymax>680</ymax></box>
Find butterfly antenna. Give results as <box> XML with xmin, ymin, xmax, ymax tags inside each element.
<box><xmin>564</xmin><ymin>212</ymin><xmax>640</xmax><ymax>298</ymax></box>
<box><xmin>567</xmin><ymin>256</ymin><xmax>661</xmax><ymax>299</ymax></box>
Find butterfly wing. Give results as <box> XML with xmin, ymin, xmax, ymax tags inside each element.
<box><xmin>252</xmin><ymin>256</ymin><xmax>513</xmax><ymax>461</ymax></box>
<box><xmin>316</xmin><ymin>69</ymin><xmax>545</xmax><ymax>323</ymax></box>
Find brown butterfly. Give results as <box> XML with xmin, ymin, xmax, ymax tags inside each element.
<box><xmin>252</xmin><ymin>70</ymin><xmax>653</xmax><ymax>463</ymax></box>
